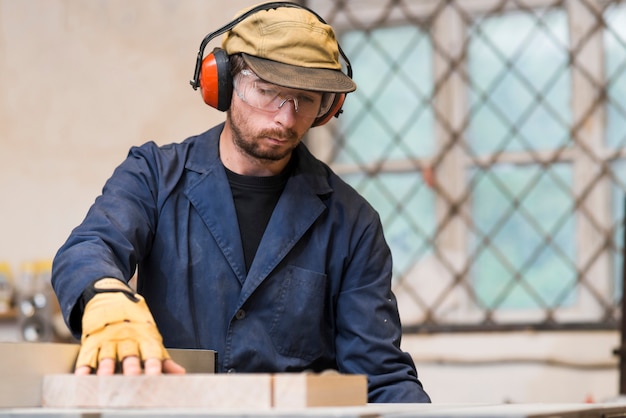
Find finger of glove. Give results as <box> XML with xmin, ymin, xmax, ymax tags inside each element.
<box><xmin>74</xmin><ymin>342</ymin><xmax>99</xmax><ymax>371</ymax></box>
<box><xmin>117</xmin><ymin>339</ymin><xmax>140</xmax><ymax>361</ymax></box>
<box><xmin>98</xmin><ymin>340</ymin><xmax>118</xmax><ymax>362</ymax></box>
<box><xmin>115</xmin><ymin>327</ymin><xmax>167</xmax><ymax>362</ymax></box>
<box><xmin>138</xmin><ymin>337</ymin><xmax>170</xmax><ymax>362</ymax></box>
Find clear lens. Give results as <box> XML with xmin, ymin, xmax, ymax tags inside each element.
<box><xmin>235</xmin><ymin>70</ymin><xmax>335</xmax><ymax>118</ymax></box>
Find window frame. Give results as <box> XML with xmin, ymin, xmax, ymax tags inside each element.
<box><xmin>305</xmin><ymin>0</ymin><xmax>622</xmax><ymax>332</ymax></box>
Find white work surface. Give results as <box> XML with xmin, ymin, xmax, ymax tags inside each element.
<box><xmin>2</xmin><ymin>403</ymin><xmax>626</xmax><ymax>417</ymax></box>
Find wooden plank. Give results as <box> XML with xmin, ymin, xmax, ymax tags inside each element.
<box><xmin>272</xmin><ymin>373</ymin><xmax>367</xmax><ymax>408</ymax></box>
<box><xmin>42</xmin><ymin>374</ymin><xmax>272</xmax><ymax>409</ymax></box>
<box><xmin>42</xmin><ymin>373</ymin><xmax>368</xmax><ymax>409</ymax></box>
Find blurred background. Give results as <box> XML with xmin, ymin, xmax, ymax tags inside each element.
<box><xmin>1</xmin><ymin>0</ymin><xmax>625</xmax><ymax>405</ymax></box>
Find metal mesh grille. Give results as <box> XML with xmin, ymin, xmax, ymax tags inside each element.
<box><xmin>304</xmin><ymin>0</ymin><xmax>626</xmax><ymax>332</ymax></box>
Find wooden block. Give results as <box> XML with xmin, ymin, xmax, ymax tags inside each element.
<box><xmin>272</xmin><ymin>373</ymin><xmax>367</xmax><ymax>408</ymax></box>
<box><xmin>42</xmin><ymin>373</ymin><xmax>368</xmax><ymax>409</ymax></box>
<box><xmin>42</xmin><ymin>374</ymin><xmax>272</xmax><ymax>409</ymax></box>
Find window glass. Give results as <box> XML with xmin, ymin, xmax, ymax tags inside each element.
<box><xmin>470</xmin><ymin>163</ymin><xmax>576</xmax><ymax>309</ymax></box>
<box><xmin>605</xmin><ymin>3</ymin><xmax>626</xmax><ymax>150</ymax></box>
<box><xmin>467</xmin><ymin>9</ymin><xmax>571</xmax><ymax>155</ymax></box>
<box><xmin>466</xmin><ymin>9</ymin><xmax>576</xmax><ymax>312</ymax></box>
<box><xmin>337</xmin><ymin>26</ymin><xmax>434</xmax><ymax>164</ymax></box>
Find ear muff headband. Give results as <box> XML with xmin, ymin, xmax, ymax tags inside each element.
<box><xmin>189</xmin><ymin>2</ymin><xmax>353</xmax><ymax>126</ymax></box>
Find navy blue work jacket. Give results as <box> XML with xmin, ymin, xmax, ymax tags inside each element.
<box><xmin>52</xmin><ymin>123</ymin><xmax>430</xmax><ymax>403</ymax></box>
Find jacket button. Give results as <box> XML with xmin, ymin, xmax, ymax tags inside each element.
<box><xmin>235</xmin><ymin>309</ymin><xmax>246</xmax><ymax>320</ymax></box>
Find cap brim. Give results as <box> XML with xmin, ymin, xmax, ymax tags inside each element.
<box><xmin>242</xmin><ymin>54</ymin><xmax>356</xmax><ymax>93</ymax></box>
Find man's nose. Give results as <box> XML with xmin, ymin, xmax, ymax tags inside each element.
<box><xmin>277</xmin><ymin>96</ymin><xmax>299</xmax><ymax>113</ymax></box>
<box><xmin>274</xmin><ymin>97</ymin><xmax>299</xmax><ymax>126</ymax></box>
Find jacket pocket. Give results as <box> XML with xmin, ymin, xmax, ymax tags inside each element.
<box><xmin>268</xmin><ymin>265</ymin><xmax>327</xmax><ymax>361</ymax></box>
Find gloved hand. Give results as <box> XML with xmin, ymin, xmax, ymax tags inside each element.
<box><xmin>74</xmin><ymin>278</ymin><xmax>181</xmax><ymax>375</ymax></box>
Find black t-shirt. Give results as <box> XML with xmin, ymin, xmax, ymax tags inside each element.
<box><xmin>225</xmin><ymin>165</ymin><xmax>291</xmax><ymax>273</ymax></box>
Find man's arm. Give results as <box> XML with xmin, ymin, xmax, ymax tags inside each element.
<box><xmin>334</xmin><ymin>209</ymin><xmax>431</xmax><ymax>403</ymax></box>
<box><xmin>51</xmin><ymin>142</ymin><xmax>184</xmax><ymax>374</ymax></box>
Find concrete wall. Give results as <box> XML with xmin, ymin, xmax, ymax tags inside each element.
<box><xmin>0</xmin><ymin>0</ymin><xmax>250</xmax><ymax>269</ymax></box>
<box><xmin>0</xmin><ymin>0</ymin><xmax>621</xmax><ymax>405</ymax></box>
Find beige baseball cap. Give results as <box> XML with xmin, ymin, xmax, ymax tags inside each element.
<box><xmin>222</xmin><ymin>3</ymin><xmax>356</xmax><ymax>93</ymax></box>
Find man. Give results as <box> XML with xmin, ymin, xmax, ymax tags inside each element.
<box><xmin>51</xmin><ymin>2</ymin><xmax>431</xmax><ymax>403</ymax></box>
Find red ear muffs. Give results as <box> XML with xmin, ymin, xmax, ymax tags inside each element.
<box><xmin>190</xmin><ymin>4</ymin><xmax>353</xmax><ymax>121</ymax></box>
<box><xmin>199</xmin><ymin>48</ymin><xmax>232</xmax><ymax>111</ymax></box>
<box><xmin>313</xmin><ymin>93</ymin><xmax>346</xmax><ymax>127</ymax></box>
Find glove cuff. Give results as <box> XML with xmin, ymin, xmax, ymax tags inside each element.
<box><xmin>82</xmin><ymin>278</ymin><xmax>139</xmax><ymax>305</ymax></box>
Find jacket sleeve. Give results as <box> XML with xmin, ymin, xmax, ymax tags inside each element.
<box><xmin>51</xmin><ymin>142</ymin><xmax>164</xmax><ymax>338</ymax></box>
<box><xmin>334</xmin><ymin>206</ymin><xmax>431</xmax><ymax>403</ymax></box>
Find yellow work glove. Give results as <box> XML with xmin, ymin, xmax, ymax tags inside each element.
<box><xmin>75</xmin><ymin>278</ymin><xmax>170</xmax><ymax>371</ymax></box>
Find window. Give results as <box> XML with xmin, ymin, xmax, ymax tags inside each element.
<box><xmin>306</xmin><ymin>0</ymin><xmax>626</xmax><ymax>331</ymax></box>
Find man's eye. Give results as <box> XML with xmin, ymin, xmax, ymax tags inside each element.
<box><xmin>297</xmin><ymin>94</ymin><xmax>317</xmax><ymax>104</ymax></box>
<box><xmin>255</xmin><ymin>84</ymin><xmax>278</xmax><ymax>97</ymax></box>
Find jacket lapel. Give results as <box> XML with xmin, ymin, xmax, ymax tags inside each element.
<box><xmin>240</xmin><ymin>173</ymin><xmax>326</xmax><ymax>301</ymax></box>
<box><xmin>183</xmin><ymin>125</ymin><xmax>247</xmax><ymax>284</ymax></box>
<box><xmin>240</xmin><ymin>145</ymin><xmax>333</xmax><ymax>303</ymax></box>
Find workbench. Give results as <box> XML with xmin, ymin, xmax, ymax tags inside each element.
<box><xmin>1</xmin><ymin>403</ymin><xmax>626</xmax><ymax>417</ymax></box>
<box><xmin>2</xmin><ymin>343</ymin><xmax>626</xmax><ymax>417</ymax></box>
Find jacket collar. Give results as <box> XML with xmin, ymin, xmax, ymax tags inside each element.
<box><xmin>184</xmin><ymin>123</ymin><xmax>334</xmax><ymax>298</ymax></box>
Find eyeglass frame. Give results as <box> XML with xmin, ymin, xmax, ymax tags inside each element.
<box><xmin>232</xmin><ymin>69</ymin><xmax>336</xmax><ymax>118</ymax></box>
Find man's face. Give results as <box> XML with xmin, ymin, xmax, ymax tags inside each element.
<box><xmin>226</xmin><ymin>70</ymin><xmax>324</xmax><ymax>163</ymax></box>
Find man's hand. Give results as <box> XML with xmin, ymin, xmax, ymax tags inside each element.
<box><xmin>74</xmin><ymin>278</ymin><xmax>185</xmax><ymax>376</ymax></box>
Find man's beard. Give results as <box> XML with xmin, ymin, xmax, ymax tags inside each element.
<box><xmin>229</xmin><ymin>112</ymin><xmax>301</xmax><ymax>162</ymax></box>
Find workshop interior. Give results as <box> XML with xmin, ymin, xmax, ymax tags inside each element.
<box><xmin>2</xmin><ymin>0</ymin><xmax>626</xmax><ymax>411</ymax></box>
